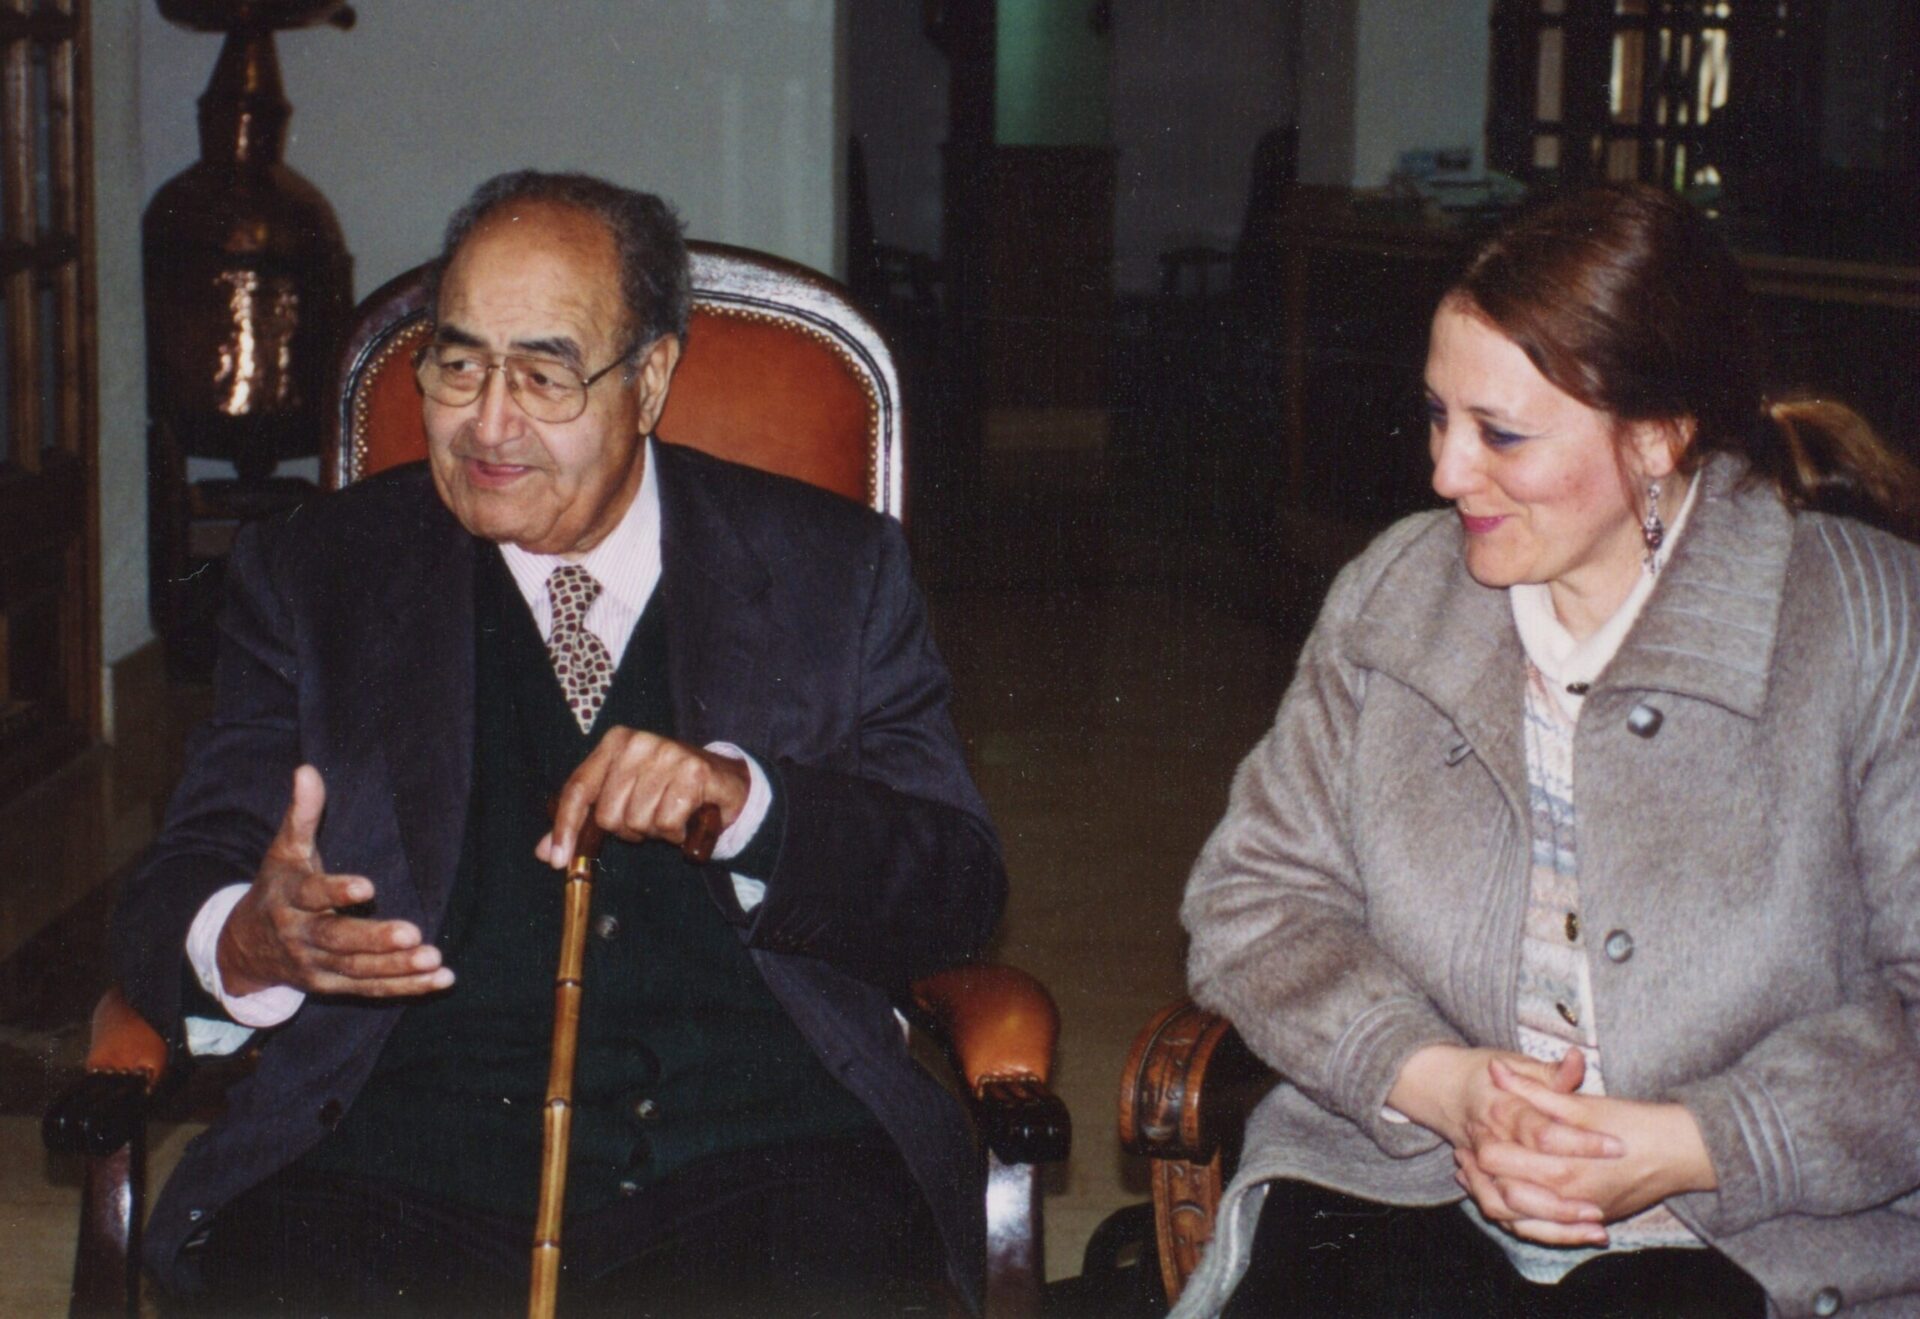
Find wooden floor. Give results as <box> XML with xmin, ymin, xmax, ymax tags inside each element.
<box><xmin>0</xmin><ymin>433</ymin><xmax>1327</xmax><ymax>1310</ymax></box>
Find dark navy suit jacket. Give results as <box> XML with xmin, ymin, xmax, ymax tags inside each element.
<box><xmin>111</xmin><ymin>441</ymin><xmax>1007</xmax><ymax>1308</ymax></box>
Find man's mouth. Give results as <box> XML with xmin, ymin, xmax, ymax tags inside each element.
<box><xmin>461</xmin><ymin>457</ymin><xmax>536</xmax><ymax>487</ymax></box>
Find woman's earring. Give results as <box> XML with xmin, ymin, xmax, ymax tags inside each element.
<box><xmin>1642</xmin><ymin>478</ymin><xmax>1666</xmax><ymax>573</ymax></box>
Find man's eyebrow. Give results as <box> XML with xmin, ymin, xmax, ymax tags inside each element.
<box><xmin>511</xmin><ymin>336</ymin><xmax>586</xmax><ymax>369</ymax></box>
<box><xmin>433</xmin><ymin>324</ymin><xmax>484</xmax><ymax>348</ymax></box>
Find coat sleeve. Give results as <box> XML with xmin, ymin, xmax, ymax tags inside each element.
<box><xmin>1668</xmin><ymin>526</ymin><xmax>1920</xmax><ymax>1235</ymax></box>
<box><xmin>1182</xmin><ymin>530</ymin><xmax>1466</xmax><ymax>1158</ymax></box>
<box><xmin>109</xmin><ymin>519</ymin><xmax>304</xmax><ymax>1047</ymax></box>
<box><xmin>734</xmin><ymin>517</ymin><xmax>1007</xmax><ymax>991</ymax></box>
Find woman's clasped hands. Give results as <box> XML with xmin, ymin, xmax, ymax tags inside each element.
<box><xmin>1389</xmin><ymin>1045</ymin><xmax>1718</xmax><ymax>1249</ymax></box>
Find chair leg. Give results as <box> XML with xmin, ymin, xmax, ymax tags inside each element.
<box><xmin>1150</xmin><ymin>1150</ymin><xmax>1222</xmax><ymax>1307</ymax></box>
<box><xmin>71</xmin><ymin>1127</ymin><xmax>143</xmax><ymax>1318</ymax></box>
<box><xmin>984</xmin><ymin>1151</ymin><xmax>1043</xmax><ymax>1319</ymax></box>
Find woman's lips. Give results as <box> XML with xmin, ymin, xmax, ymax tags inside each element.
<box><xmin>1458</xmin><ymin>512</ymin><xmax>1507</xmax><ymax>535</ymax></box>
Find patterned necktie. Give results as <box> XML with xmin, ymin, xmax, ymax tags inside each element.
<box><xmin>546</xmin><ymin>565</ymin><xmax>614</xmax><ymax>733</ymax></box>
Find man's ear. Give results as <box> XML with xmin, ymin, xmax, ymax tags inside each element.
<box><xmin>632</xmin><ymin>335</ymin><xmax>683</xmax><ymax>434</ymax></box>
<box><xmin>1626</xmin><ymin>416</ymin><xmax>1693</xmax><ymax>481</ymax></box>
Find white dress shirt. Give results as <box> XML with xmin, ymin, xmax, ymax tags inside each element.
<box><xmin>186</xmin><ymin>440</ymin><xmax>774</xmax><ymax>1050</ymax></box>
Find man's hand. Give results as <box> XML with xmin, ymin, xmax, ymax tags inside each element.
<box><xmin>217</xmin><ymin>766</ymin><xmax>454</xmax><ymax>999</ymax></box>
<box><xmin>538</xmin><ymin>728</ymin><xmax>750</xmax><ymax>868</ymax></box>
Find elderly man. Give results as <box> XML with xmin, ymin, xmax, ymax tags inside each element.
<box><xmin>111</xmin><ymin>171</ymin><xmax>1006</xmax><ymax>1315</ymax></box>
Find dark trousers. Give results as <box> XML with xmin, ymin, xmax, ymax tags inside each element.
<box><xmin>1222</xmin><ymin>1181</ymin><xmax>1768</xmax><ymax>1319</ymax></box>
<box><xmin>182</xmin><ymin>1132</ymin><xmax>949</xmax><ymax>1317</ymax></box>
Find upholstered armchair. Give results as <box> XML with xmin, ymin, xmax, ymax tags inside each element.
<box><xmin>44</xmin><ymin>241</ymin><xmax>1070</xmax><ymax>1318</ymax></box>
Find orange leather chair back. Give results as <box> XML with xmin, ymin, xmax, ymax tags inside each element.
<box><xmin>325</xmin><ymin>242</ymin><xmax>903</xmax><ymax>520</ymax></box>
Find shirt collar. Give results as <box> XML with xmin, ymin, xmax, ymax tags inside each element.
<box><xmin>498</xmin><ymin>436</ymin><xmax>662</xmax><ymax>616</ymax></box>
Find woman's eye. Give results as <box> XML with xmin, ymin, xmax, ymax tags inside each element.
<box><xmin>1425</xmin><ymin>404</ymin><xmax>1446</xmax><ymax>429</ymax></box>
<box><xmin>1482</xmin><ymin>425</ymin><xmax>1526</xmax><ymax>449</ymax></box>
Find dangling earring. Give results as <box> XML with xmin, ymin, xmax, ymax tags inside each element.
<box><xmin>1642</xmin><ymin>479</ymin><xmax>1665</xmax><ymax>573</ymax></box>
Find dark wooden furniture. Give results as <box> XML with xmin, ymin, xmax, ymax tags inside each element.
<box><xmin>143</xmin><ymin>0</ymin><xmax>355</xmax><ymax>678</ymax></box>
<box><xmin>1119</xmin><ymin>999</ymin><xmax>1277</xmax><ymax>1308</ymax></box>
<box><xmin>43</xmin><ymin>241</ymin><xmax>1069</xmax><ymax>1318</ymax></box>
<box><xmin>0</xmin><ymin>0</ymin><xmax>98</xmax><ymax>803</ymax></box>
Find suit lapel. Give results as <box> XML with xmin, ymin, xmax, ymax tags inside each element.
<box><xmin>656</xmin><ymin>444</ymin><xmax>777</xmax><ymax>751</ymax></box>
<box><xmin>364</xmin><ymin>495</ymin><xmax>476</xmax><ymax>930</ymax></box>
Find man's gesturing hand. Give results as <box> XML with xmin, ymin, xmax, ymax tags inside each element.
<box><xmin>216</xmin><ymin>766</ymin><xmax>454</xmax><ymax>999</ymax></box>
<box><xmin>537</xmin><ymin>728</ymin><xmax>750</xmax><ymax>868</ymax></box>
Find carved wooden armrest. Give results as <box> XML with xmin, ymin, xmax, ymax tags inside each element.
<box><xmin>1120</xmin><ymin>999</ymin><xmax>1279</xmax><ymax>1305</ymax></box>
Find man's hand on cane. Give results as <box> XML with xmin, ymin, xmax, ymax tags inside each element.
<box><xmin>537</xmin><ymin>727</ymin><xmax>745</xmax><ymax>867</ymax></box>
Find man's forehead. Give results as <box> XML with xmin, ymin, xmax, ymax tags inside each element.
<box><xmin>436</xmin><ymin>205</ymin><xmax>625</xmax><ymax>356</ymax></box>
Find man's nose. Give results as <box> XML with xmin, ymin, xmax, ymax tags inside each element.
<box><xmin>471</xmin><ymin>365</ymin><xmax>522</xmax><ymax>446</ymax></box>
<box><xmin>1429</xmin><ymin>422</ymin><xmax>1479</xmax><ymax>502</ymax></box>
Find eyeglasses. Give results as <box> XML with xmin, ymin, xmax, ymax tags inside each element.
<box><xmin>413</xmin><ymin>339</ymin><xmax>638</xmax><ymax>424</ymax></box>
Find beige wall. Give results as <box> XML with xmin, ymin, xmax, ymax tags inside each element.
<box><xmin>94</xmin><ymin>0</ymin><xmax>845</xmax><ymax>687</ymax></box>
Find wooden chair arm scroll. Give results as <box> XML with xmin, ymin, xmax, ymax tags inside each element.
<box><xmin>911</xmin><ymin>964</ymin><xmax>1070</xmax><ymax>1318</ymax></box>
<box><xmin>1119</xmin><ymin>999</ymin><xmax>1279</xmax><ymax>1306</ymax></box>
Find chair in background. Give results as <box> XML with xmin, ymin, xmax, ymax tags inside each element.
<box><xmin>1119</xmin><ymin>998</ymin><xmax>1279</xmax><ymax>1307</ymax></box>
<box><xmin>45</xmin><ymin>241</ymin><xmax>1070</xmax><ymax>1318</ymax></box>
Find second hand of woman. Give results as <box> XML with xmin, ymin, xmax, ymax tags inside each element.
<box><xmin>1391</xmin><ymin>1045</ymin><xmax>1623</xmax><ymax>1245</ymax></box>
<box><xmin>1459</xmin><ymin>1060</ymin><xmax>1719</xmax><ymax>1244</ymax></box>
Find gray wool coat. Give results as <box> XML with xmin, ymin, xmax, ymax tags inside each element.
<box><xmin>1178</xmin><ymin>457</ymin><xmax>1920</xmax><ymax>1318</ymax></box>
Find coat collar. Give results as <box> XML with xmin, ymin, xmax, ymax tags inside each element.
<box><xmin>1600</xmin><ymin>455</ymin><xmax>1792</xmax><ymax>719</ymax></box>
<box><xmin>1346</xmin><ymin>456</ymin><xmax>1792</xmax><ymax>797</ymax></box>
<box><xmin>361</xmin><ymin>485</ymin><xmax>476</xmax><ymax>925</ymax></box>
<box><xmin>653</xmin><ymin>441</ymin><xmax>778</xmax><ymax>752</ymax></box>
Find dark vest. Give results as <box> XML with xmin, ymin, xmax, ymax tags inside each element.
<box><xmin>303</xmin><ymin>548</ymin><xmax>874</xmax><ymax>1216</ymax></box>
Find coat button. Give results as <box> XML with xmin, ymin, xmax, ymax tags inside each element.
<box><xmin>617</xmin><ymin>1178</ymin><xmax>640</xmax><ymax>1198</ymax></box>
<box><xmin>1814</xmin><ymin>1286</ymin><xmax>1843</xmax><ymax>1315</ymax></box>
<box><xmin>594</xmin><ymin>913</ymin><xmax>621</xmax><ymax>941</ymax></box>
<box><xmin>633</xmin><ymin>1097</ymin><xmax>660</xmax><ymax>1123</ymax></box>
<box><xmin>1603</xmin><ymin>930</ymin><xmax>1634</xmax><ymax>962</ymax></box>
<box><xmin>319</xmin><ymin>1099</ymin><xmax>344</xmax><ymax>1130</ymax></box>
<box><xmin>1626</xmin><ymin>703</ymin><xmax>1663</xmax><ymax>737</ymax></box>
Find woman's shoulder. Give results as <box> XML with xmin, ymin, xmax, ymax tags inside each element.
<box><xmin>1784</xmin><ymin>509</ymin><xmax>1920</xmax><ymax>664</ymax></box>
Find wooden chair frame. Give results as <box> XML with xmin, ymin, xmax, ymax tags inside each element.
<box><xmin>1119</xmin><ymin>998</ymin><xmax>1278</xmax><ymax>1306</ymax></box>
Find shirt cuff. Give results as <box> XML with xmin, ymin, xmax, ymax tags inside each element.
<box><xmin>187</xmin><ymin>884</ymin><xmax>306</xmax><ymax>1030</ymax></box>
<box><xmin>703</xmin><ymin>742</ymin><xmax>771</xmax><ymax>913</ymax></box>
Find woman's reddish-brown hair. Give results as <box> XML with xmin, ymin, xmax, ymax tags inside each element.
<box><xmin>1450</xmin><ymin>182</ymin><xmax>1920</xmax><ymax>537</ymax></box>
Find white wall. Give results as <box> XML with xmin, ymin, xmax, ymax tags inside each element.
<box><xmin>96</xmin><ymin>0</ymin><xmax>844</xmax><ymax>674</ymax></box>
<box><xmin>1349</xmin><ymin>0</ymin><xmax>1490</xmax><ymax>185</ymax></box>
<box><xmin>1295</xmin><ymin>0</ymin><xmax>1491</xmax><ymax>188</ymax></box>
<box><xmin>1110</xmin><ymin>0</ymin><xmax>1293</xmax><ymax>293</ymax></box>
<box><xmin>140</xmin><ymin>0</ymin><xmax>844</xmax><ymax>298</ymax></box>
<box><xmin>94</xmin><ymin>3</ymin><xmax>150</xmax><ymax>674</ymax></box>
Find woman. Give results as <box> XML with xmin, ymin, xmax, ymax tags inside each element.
<box><xmin>1178</xmin><ymin>183</ymin><xmax>1920</xmax><ymax>1318</ymax></box>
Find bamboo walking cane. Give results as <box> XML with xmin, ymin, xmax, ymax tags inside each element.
<box><xmin>529</xmin><ymin>803</ymin><xmax>724</xmax><ymax>1319</ymax></box>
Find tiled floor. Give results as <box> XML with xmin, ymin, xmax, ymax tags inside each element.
<box><xmin>0</xmin><ymin>455</ymin><xmax>1319</xmax><ymax>1311</ymax></box>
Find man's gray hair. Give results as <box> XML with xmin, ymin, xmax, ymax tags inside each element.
<box><xmin>430</xmin><ymin>170</ymin><xmax>691</xmax><ymax>347</ymax></box>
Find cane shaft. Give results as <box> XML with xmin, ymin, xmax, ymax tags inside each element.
<box><xmin>529</xmin><ymin>832</ymin><xmax>600</xmax><ymax>1319</ymax></box>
